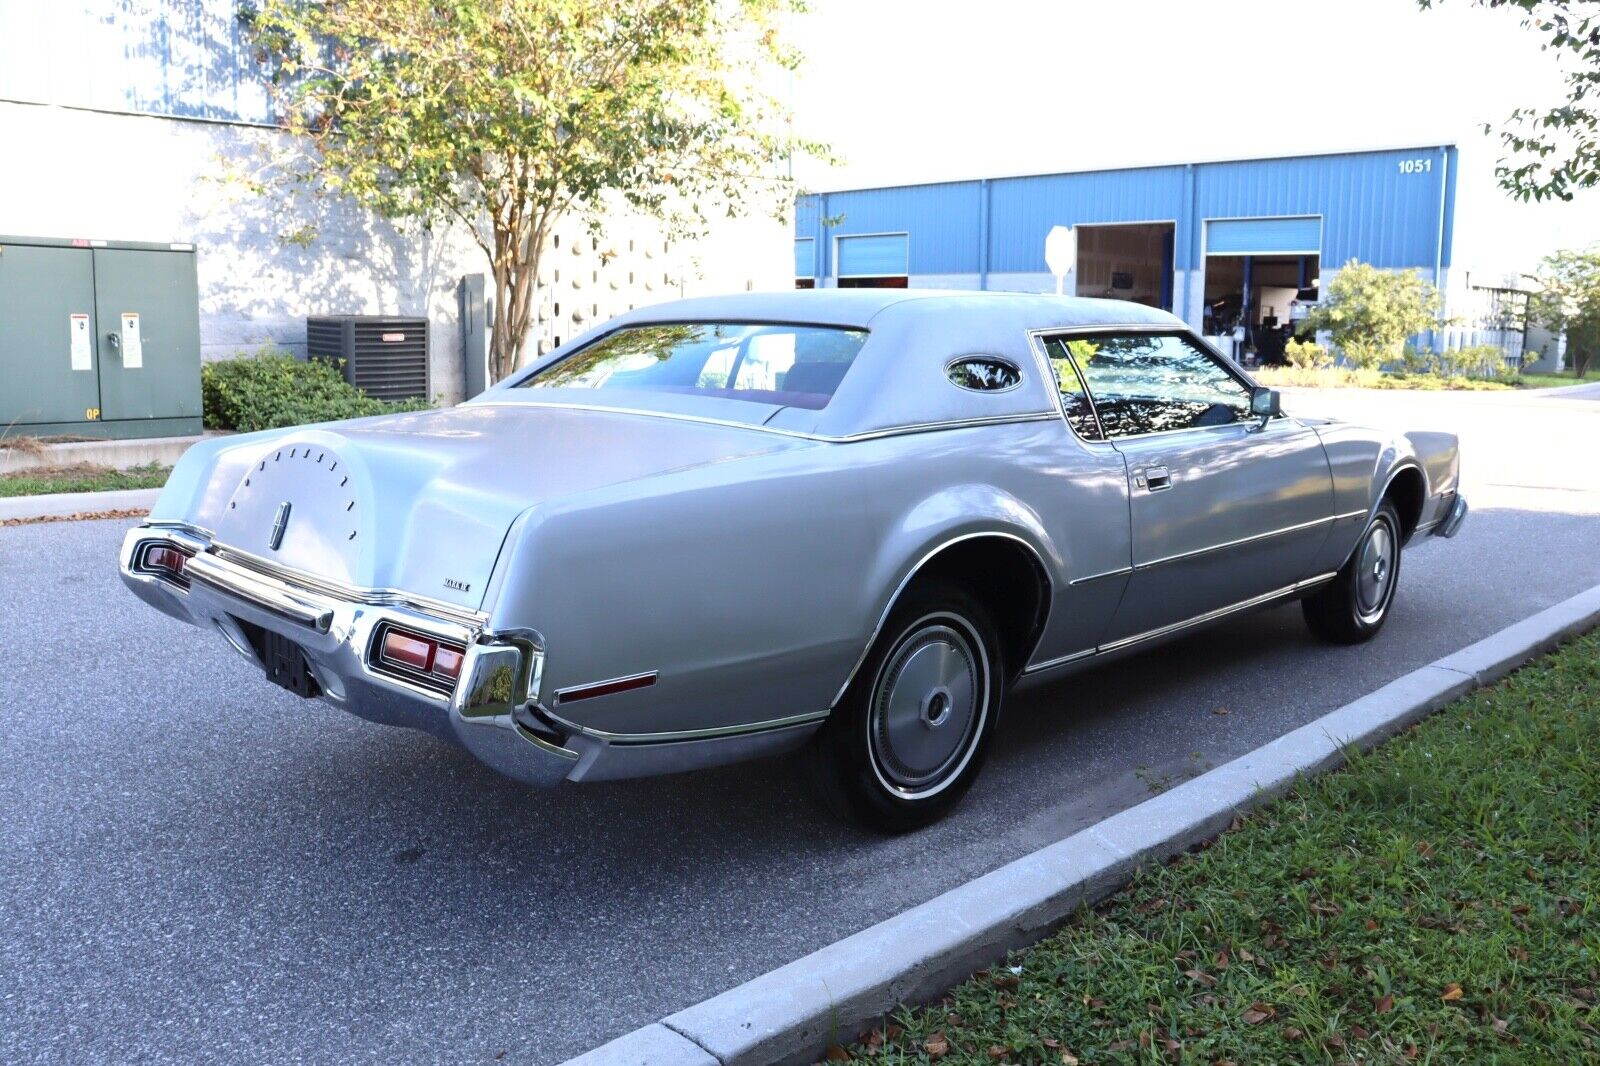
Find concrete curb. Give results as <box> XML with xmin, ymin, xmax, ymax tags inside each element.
<box><xmin>0</xmin><ymin>433</ymin><xmax>207</xmax><ymax>475</ymax></box>
<box><xmin>0</xmin><ymin>488</ymin><xmax>161</xmax><ymax>521</ymax></box>
<box><xmin>564</xmin><ymin>583</ymin><xmax>1600</xmax><ymax>1066</ymax></box>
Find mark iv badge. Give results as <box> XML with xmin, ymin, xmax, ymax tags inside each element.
<box><xmin>269</xmin><ymin>502</ymin><xmax>292</xmax><ymax>551</ymax></box>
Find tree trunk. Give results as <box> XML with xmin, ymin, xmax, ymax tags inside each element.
<box><xmin>489</xmin><ymin>247</ymin><xmax>543</xmax><ymax>384</ymax></box>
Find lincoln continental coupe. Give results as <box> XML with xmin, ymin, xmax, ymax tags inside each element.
<box><xmin>121</xmin><ymin>291</ymin><xmax>1466</xmax><ymax>829</ymax></box>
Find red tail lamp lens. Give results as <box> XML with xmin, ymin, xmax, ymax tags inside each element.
<box><xmin>382</xmin><ymin>630</ymin><xmax>433</xmax><ymax>672</ymax></box>
<box><xmin>432</xmin><ymin>646</ymin><xmax>464</xmax><ymax>680</ymax></box>
<box><xmin>376</xmin><ymin>626</ymin><xmax>468</xmax><ymax>686</ymax></box>
<box><xmin>146</xmin><ymin>546</ymin><xmax>188</xmax><ymax>574</ymax></box>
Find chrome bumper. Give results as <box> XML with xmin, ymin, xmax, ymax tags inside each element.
<box><xmin>118</xmin><ymin>523</ymin><xmax>579</xmax><ymax>787</ymax></box>
<box><xmin>1431</xmin><ymin>493</ymin><xmax>1469</xmax><ymax>539</ymax></box>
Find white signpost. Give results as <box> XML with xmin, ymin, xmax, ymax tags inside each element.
<box><xmin>1044</xmin><ymin>224</ymin><xmax>1076</xmax><ymax>296</ymax></box>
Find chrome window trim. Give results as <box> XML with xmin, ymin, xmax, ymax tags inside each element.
<box><xmin>1022</xmin><ymin>571</ymin><xmax>1337</xmax><ymax>674</ymax></box>
<box><xmin>542</xmin><ymin>707</ymin><xmax>829</xmax><ymax>745</ymax></box>
<box><xmin>466</xmin><ymin>400</ymin><xmax>1057</xmax><ymax>443</ymax></box>
<box><xmin>1024</xmin><ymin>324</ymin><xmax>1278</xmax><ymax>446</ymax></box>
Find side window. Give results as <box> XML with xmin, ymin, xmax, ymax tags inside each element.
<box><xmin>1041</xmin><ymin>338</ymin><xmax>1104</xmax><ymax>440</ymax></box>
<box><xmin>1057</xmin><ymin>333</ymin><xmax>1250</xmax><ymax>439</ymax></box>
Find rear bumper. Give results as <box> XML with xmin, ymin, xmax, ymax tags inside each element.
<box><xmin>120</xmin><ymin>522</ymin><xmax>819</xmax><ymax>787</ymax></box>
<box><xmin>118</xmin><ymin>523</ymin><xmax>579</xmax><ymax>788</ymax></box>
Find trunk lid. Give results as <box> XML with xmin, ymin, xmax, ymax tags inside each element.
<box><xmin>192</xmin><ymin>404</ymin><xmax>808</xmax><ymax>610</ymax></box>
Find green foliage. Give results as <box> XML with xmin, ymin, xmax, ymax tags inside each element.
<box><xmin>0</xmin><ymin>463</ymin><xmax>172</xmax><ymax>498</ymax></box>
<box><xmin>1421</xmin><ymin>1</ymin><xmax>1600</xmax><ymax>200</ymax></box>
<box><xmin>245</xmin><ymin>0</ymin><xmax>822</xmax><ymax>382</ymax></box>
<box><xmin>1403</xmin><ymin>343</ymin><xmax>1508</xmax><ymax>378</ymax></box>
<box><xmin>1302</xmin><ymin>261</ymin><xmax>1442</xmax><ymax>370</ymax></box>
<box><xmin>1284</xmin><ymin>338</ymin><xmax>1332</xmax><ymax>370</ymax></box>
<box><xmin>201</xmin><ymin>349</ymin><xmax>431</xmax><ymax>432</ymax></box>
<box><xmin>846</xmin><ymin>629</ymin><xmax>1600</xmax><ymax>1063</ymax></box>
<box><xmin>1530</xmin><ymin>246</ymin><xmax>1600</xmax><ymax>377</ymax></box>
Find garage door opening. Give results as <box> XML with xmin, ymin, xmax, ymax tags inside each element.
<box><xmin>1202</xmin><ymin>254</ymin><xmax>1320</xmax><ymax>365</ymax></box>
<box><xmin>1073</xmin><ymin>222</ymin><xmax>1175</xmax><ymax>311</ymax></box>
<box><xmin>835</xmin><ymin>233</ymin><xmax>909</xmax><ymax>289</ymax></box>
<box><xmin>1201</xmin><ymin>216</ymin><xmax>1321</xmax><ymax>365</ymax></box>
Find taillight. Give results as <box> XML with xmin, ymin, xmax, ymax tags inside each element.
<box><xmin>136</xmin><ymin>541</ymin><xmax>192</xmax><ymax>587</ymax></box>
<box><xmin>146</xmin><ymin>546</ymin><xmax>188</xmax><ymax>574</ymax></box>
<box><xmin>432</xmin><ymin>645</ymin><xmax>464</xmax><ymax>680</ymax></box>
<box><xmin>373</xmin><ymin>624</ymin><xmax>467</xmax><ymax>689</ymax></box>
<box><xmin>382</xmin><ymin>630</ymin><xmax>433</xmax><ymax>671</ymax></box>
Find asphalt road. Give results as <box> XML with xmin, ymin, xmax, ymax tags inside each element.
<box><xmin>4</xmin><ymin>386</ymin><xmax>1599</xmax><ymax>1064</ymax></box>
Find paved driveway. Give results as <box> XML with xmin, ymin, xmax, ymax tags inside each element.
<box><xmin>3</xmin><ymin>386</ymin><xmax>1598</xmax><ymax>1063</ymax></box>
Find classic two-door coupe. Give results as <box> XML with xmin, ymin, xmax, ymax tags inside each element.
<box><xmin>121</xmin><ymin>291</ymin><xmax>1466</xmax><ymax>829</ymax></box>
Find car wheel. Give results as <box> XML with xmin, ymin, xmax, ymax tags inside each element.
<box><xmin>1302</xmin><ymin>500</ymin><xmax>1403</xmax><ymax>645</ymax></box>
<box><xmin>805</xmin><ymin>578</ymin><xmax>1003</xmax><ymax>832</ymax></box>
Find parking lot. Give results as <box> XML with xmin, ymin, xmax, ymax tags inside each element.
<box><xmin>3</xmin><ymin>384</ymin><xmax>1598</xmax><ymax>1064</ymax></box>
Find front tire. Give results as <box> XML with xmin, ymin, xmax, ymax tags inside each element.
<box><xmin>1303</xmin><ymin>500</ymin><xmax>1403</xmax><ymax>644</ymax></box>
<box><xmin>806</xmin><ymin>579</ymin><xmax>1004</xmax><ymax>832</ymax></box>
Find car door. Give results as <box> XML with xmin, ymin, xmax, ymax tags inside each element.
<box><xmin>1052</xmin><ymin>330</ymin><xmax>1335</xmax><ymax>644</ymax></box>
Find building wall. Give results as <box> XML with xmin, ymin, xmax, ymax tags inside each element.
<box><xmin>0</xmin><ymin>3</ymin><xmax>790</xmax><ymax>404</ymax></box>
<box><xmin>797</xmin><ymin>146</ymin><xmax>1458</xmax><ymax>334</ymax></box>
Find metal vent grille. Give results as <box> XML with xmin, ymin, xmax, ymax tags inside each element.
<box><xmin>305</xmin><ymin>315</ymin><xmax>429</xmax><ymax>400</ymax></box>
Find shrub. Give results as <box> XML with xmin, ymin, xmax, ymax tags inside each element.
<box><xmin>202</xmin><ymin>348</ymin><xmax>433</xmax><ymax>432</ymax></box>
<box><xmin>1284</xmin><ymin>338</ymin><xmax>1332</xmax><ymax>370</ymax></box>
<box><xmin>1303</xmin><ymin>261</ymin><xmax>1441</xmax><ymax>370</ymax></box>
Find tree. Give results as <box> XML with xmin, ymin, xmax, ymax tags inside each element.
<box><xmin>1420</xmin><ymin>0</ymin><xmax>1600</xmax><ymax>201</ymax></box>
<box><xmin>1302</xmin><ymin>261</ymin><xmax>1443</xmax><ymax>369</ymax></box>
<box><xmin>1530</xmin><ymin>246</ymin><xmax>1600</xmax><ymax>375</ymax></box>
<box><xmin>245</xmin><ymin>0</ymin><xmax>818</xmax><ymax>382</ymax></box>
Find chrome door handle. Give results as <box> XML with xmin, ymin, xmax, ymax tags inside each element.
<box><xmin>1144</xmin><ymin>466</ymin><xmax>1172</xmax><ymax>491</ymax></box>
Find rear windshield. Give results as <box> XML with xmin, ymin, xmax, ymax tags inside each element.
<box><xmin>516</xmin><ymin>322</ymin><xmax>868</xmax><ymax>410</ymax></box>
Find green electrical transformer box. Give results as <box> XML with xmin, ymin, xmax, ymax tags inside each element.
<box><xmin>0</xmin><ymin>235</ymin><xmax>202</xmax><ymax>439</ymax></box>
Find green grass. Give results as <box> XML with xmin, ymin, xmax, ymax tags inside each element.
<box><xmin>1516</xmin><ymin>370</ymin><xmax>1595</xmax><ymax>390</ymax></box>
<box><xmin>841</xmin><ymin>631</ymin><xmax>1600</xmax><ymax>1064</ymax></box>
<box><xmin>0</xmin><ymin>462</ymin><xmax>171</xmax><ymax>498</ymax></box>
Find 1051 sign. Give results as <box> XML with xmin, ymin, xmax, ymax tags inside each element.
<box><xmin>1398</xmin><ymin>157</ymin><xmax>1433</xmax><ymax>174</ymax></box>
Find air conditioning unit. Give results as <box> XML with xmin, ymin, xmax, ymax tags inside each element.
<box><xmin>306</xmin><ymin>315</ymin><xmax>428</xmax><ymax>400</ymax></box>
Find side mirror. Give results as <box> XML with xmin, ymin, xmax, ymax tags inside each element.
<box><xmin>1250</xmin><ymin>386</ymin><xmax>1281</xmax><ymax>419</ymax></box>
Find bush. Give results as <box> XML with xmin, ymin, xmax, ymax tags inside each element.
<box><xmin>1284</xmin><ymin>338</ymin><xmax>1332</xmax><ymax>370</ymax></box>
<box><xmin>202</xmin><ymin>348</ymin><xmax>433</xmax><ymax>432</ymax></box>
<box><xmin>1302</xmin><ymin>261</ymin><xmax>1441</xmax><ymax>370</ymax></box>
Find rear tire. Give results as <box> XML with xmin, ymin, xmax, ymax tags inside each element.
<box><xmin>1302</xmin><ymin>500</ymin><xmax>1403</xmax><ymax>645</ymax></box>
<box><xmin>805</xmin><ymin>579</ymin><xmax>1004</xmax><ymax>832</ymax></box>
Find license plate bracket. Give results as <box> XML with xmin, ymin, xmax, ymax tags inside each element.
<box><xmin>257</xmin><ymin>628</ymin><xmax>321</xmax><ymax>699</ymax></box>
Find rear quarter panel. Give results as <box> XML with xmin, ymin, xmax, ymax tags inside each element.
<box><xmin>484</xmin><ymin>420</ymin><xmax>1130</xmax><ymax>738</ymax></box>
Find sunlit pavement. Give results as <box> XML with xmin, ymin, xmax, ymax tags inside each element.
<box><xmin>3</xmin><ymin>386</ymin><xmax>1598</xmax><ymax>1063</ymax></box>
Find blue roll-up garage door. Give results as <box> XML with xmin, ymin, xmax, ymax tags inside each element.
<box><xmin>794</xmin><ymin>238</ymin><xmax>814</xmax><ymax>278</ymax></box>
<box><xmin>836</xmin><ymin>233</ymin><xmax>908</xmax><ymax>277</ymax></box>
<box><xmin>1206</xmin><ymin>217</ymin><xmax>1321</xmax><ymax>255</ymax></box>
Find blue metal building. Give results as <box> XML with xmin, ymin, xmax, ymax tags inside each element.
<box><xmin>794</xmin><ymin>145</ymin><xmax>1458</xmax><ymax>344</ymax></box>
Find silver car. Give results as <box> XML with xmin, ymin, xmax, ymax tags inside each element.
<box><xmin>120</xmin><ymin>291</ymin><xmax>1466</xmax><ymax>829</ymax></box>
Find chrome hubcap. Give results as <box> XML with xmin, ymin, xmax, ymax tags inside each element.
<box><xmin>869</xmin><ymin>621</ymin><xmax>984</xmax><ymax>795</ymax></box>
<box><xmin>1355</xmin><ymin>520</ymin><xmax>1396</xmax><ymax>622</ymax></box>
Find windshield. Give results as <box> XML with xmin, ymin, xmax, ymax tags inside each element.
<box><xmin>517</xmin><ymin>322</ymin><xmax>869</xmax><ymax>410</ymax></box>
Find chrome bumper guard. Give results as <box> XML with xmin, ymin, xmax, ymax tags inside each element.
<box><xmin>119</xmin><ymin>524</ymin><xmax>578</xmax><ymax>787</ymax></box>
<box><xmin>1431</xmin><ymin>493</ymin><xmax>1468</xmax><ymax>539</ymax></box>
